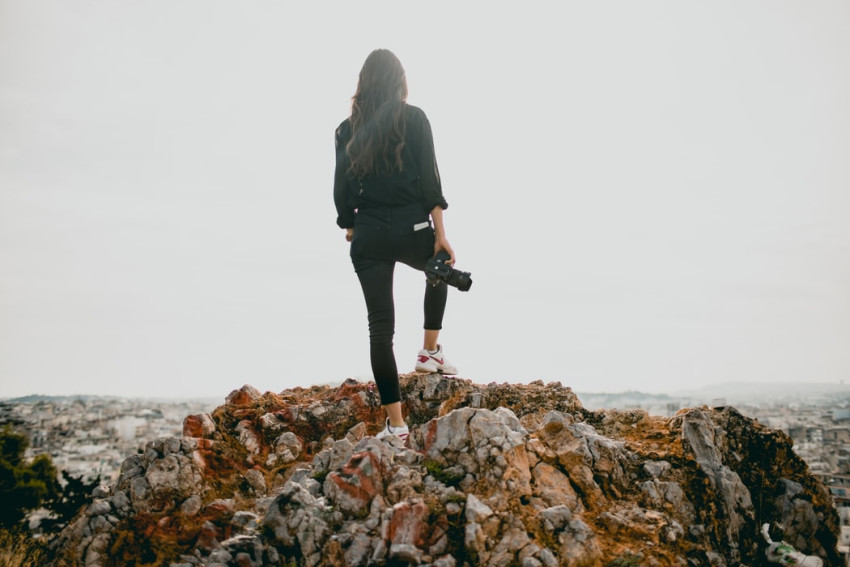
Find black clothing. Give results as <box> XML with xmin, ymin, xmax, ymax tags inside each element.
<box><xmin>351</xmin><ymin>204</ymin><xmax>447</xmax><ymax>405</ymax></box>
<box><xmin>334</xmin><ymin>105</ymin><xmax>450</xmax><ymax>406</ymax></box>
<box><xmin>334</xmin><ymin>105</ymin><xmax>448</xmax><ymax>229</ymax></box>
<box><xmin>350</xmin><ymin>203</ymin><xmax>433</xmax><ymax>267</ymax></box>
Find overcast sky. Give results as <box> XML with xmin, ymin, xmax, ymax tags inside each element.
<box><xmin>1</xmin><ymin>1</ymin><xmax>849</xmax><ymax>401</ymax></box>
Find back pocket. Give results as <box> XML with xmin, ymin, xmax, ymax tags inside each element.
<box><xmin>350</xmin><ymin>224</ymin><xmax>391</xmax><ymax>260</ymax></box>
<box><xmin>398</xmin><ymin>219</ymin><xmax>434</xmax><ymax>269</ymax></box>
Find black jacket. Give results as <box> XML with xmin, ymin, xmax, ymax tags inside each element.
<box><xmin>334</xmin><ymin>104</ymin><xmax>449</xmax><ymax>229</ymax></box>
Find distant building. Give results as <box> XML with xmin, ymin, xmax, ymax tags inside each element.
<box><xmin>839</xmin><ymin>526</ymin><xmax>850</xmax><ymax>561</ymax></box>
<box><xmin>787</xmin><ymin>424</ymin><xmax>807</xmax><ymax>444</ymax></box>
<box><xmin>824</xmin><ymin>428</ymin><xmax>850</xmax><ymax>445</ymax></box>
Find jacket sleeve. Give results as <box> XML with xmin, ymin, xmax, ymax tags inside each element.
<box><xmin>333</xmin><ymin>122</ymin><xmax>356</xmax><ymax>228</ymax></box>
<box><xmin>415</xmin><ymin>109</ymin><xmax>449</xmax><ymax>212</ymax></box>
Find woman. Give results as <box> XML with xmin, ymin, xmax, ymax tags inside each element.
<box><xmin>334</xmin><ymin>49</ymin><xmax>458</xmax><ymax>442</ymax></box>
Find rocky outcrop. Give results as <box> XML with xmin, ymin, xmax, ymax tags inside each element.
<box><xmin>49</xmin><ymin>374</ymin><xmax>841</xmax><ymax>566</ymax></box>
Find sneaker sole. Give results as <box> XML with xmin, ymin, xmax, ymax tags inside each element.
<box><xmin>415</xmin><ymin>366</ymin><xmax>458</xmax><ymax>375</ymax></box>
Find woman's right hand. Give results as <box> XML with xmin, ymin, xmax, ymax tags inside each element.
<box><xmin>345</xmin><ymin>227</ymin><xmax>354</xmax><ymax>242</ymax></box>
<box><xmin>434</xmin><ymin>236</ymin><xmax>455</xmax><ymax>266</ymax></box>
<box><xmin>429</xmin><ymin>206</ymin><xmax>454</xmax><ymax>265</ymax></box>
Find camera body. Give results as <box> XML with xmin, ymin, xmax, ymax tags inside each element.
<box><xmin>425</xmin><ymin>251</ymin><xmax>472</xmax><ymax>292</ymax></box>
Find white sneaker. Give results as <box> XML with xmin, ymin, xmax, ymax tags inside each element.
<box><xmin>415</xmin><ymin>344</ymin><xmax>458</xmax><ymax>375</ymax></box>
<box><xmin>376</xmin><ymin>418</ymin><xmax>409</xmax><ymax>443</ymax></box>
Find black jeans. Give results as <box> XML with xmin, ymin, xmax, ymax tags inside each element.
<box><xmin>350</xmin><ymin>204</ymin><xmax>448</xmax><ymax>405</ymax></box>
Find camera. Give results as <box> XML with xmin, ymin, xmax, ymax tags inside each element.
<box><xmin>425</xmin><ymin>251</ymin><xmax>472</xmax><ymax>292</ymax></box>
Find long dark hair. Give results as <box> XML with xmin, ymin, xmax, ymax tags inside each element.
<box><xmin>346</xmin><ymin>49</ymin><xmax>408</xmax><ymax>177</ymax></box>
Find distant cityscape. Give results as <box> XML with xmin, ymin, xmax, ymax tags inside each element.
<box><xmin>2</xmin><ymin>381</ymin><xmax>850</xmax><ymax>556</ymax></box>
<box><xmin>0</xmin><ymin>395</ymin><xmax>218</xmax><ymax>486</ymax></box>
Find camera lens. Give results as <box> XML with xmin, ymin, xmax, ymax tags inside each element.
<box><xmin>452</xmin><ymin>270</ymin><xmax>472</xmax><ymax>292</ymax></box>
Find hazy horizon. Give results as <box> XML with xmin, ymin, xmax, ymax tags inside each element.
<box><xmin>3</xmin><ymin>378</ymin><xmax>850</xmax><ymax>405</ymax></box>
<box><xmin>2</xmin><ymin>2</ymin><xmax>849</xmax><ymax>400</ymax></box>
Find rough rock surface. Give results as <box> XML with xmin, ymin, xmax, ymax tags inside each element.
<box><xmin>48</xmin><ymin>374</ymin><xmax>841</xmax><ymax>566</ymax></box>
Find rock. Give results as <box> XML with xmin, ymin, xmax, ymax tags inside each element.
<box><xmin>389</xmin><ymin>543</ymin><xmax>421</xmax><ymax>563</ymax></box>
<box><xmin>539</xmin><ymin>505</ymin><xmax>571</xmax><ymax>532</ymax></box>
<box><xmin>258</xmin><ymin>412</ymin><xmax>284</xmax><ymax>432</ymax></box>
<box><xmin>640</xmin><ymin>480</ymin><xmax>691</xmax><ymax>519</ymax></box>
<box><xmin>531</xmin><ymin>461</ymin><xmax>581</xmax><ymax>511</ymax></box>
<box><xmin>204</xmin><ymin>498</ymin><xmax>235</xmax><ymax>516</ymax></box>
<box><xmin>235</xmin><ymin>420</ymin><xmax>261</xmax><ymax>455</ymax></box>
<box><xmin>195</xmin><ymin>520</ymin><xmax>220</xmax><ymax>551</ymax></box>
<box><xmin>45</xmin><ymin>376</ymin><xmax>841</xmax><ymax>567</ymax></box>
<box><xmin>328</xmin><ymin>438</ymin><xmax>355</xmax><ymax>472</ymax></box>
<box><xmin>263</xmin><ymin>480</ymin><xmax>332</xmax><ymax>563</ymax></box>
<box><xmin>91</xmin><ymin>484</ymin><xmax>111</xmax><ymax>499</ymax></box>
<box><xmin>420</xmin><ymin>406</ymin><xmax>532</xmax><ymax>504</ymax></box>
<box><xmin>244</xmin><ymin>469</ymin><xmax>267</xmax><ymax>495</ymax></box>
<box><xmin>183</xmin><ymin>413</ymin><xmax>216</xmax><ymax>438</ymax></box>
<box><xmin>207</xmin><ymin>548</ymin><xmax>232</xmax><ymax>562</ymax></box>
<box><xmin>343</xmin><ymin>533</ymin><xmax>372</xmax><ymax>567</ymax></box>
<box><xmin>220</xmin><ymin>534</ymin><xmax>263</xmax><ymax>564</ymax></box>
<box><xmin>272</xmin><ymin>431</ymin><xmax>303</xmax><ymax>465</ymax></box>
<box><xmin>772</xmin><ymin>479</ymin><xmax>826</xmax><ymax>557</ymax></box>
<box><xmin>180</xmin><ymin>495</ymin><xmax>202</xmax><ymax>516</ymax></box>
<box><xmin>325</xmin><ymin>444</ymin><xmax>386</xmax><ymax>516</ymax></box>
<box><xmin>110</xmin><ymin>489</ymin><xmax>130</xmax><ymax>515</ymax></box>
<box><xmin>557</xmin><ymin>518</ymin><xmax>602</xmax><ymax>564</ymax></box>
<box><xmin>231</xmin><ymin>511</ymin><xmax>259</xmax><ymax>533</ymax></box>
<box><xmin>86</xmin><ymin>500</ymin><xmax>111</xmax><ymax>517</ymax></box>
<box><xmin>346</xmin><ymin>421</ymin><xmax>368</xmax><ymax>443</ymax></box>
<box><xmin>388</xmin><ymin>499</ymin><xmax>429</xmax><ymax>548</ymax></box>
<box><xmin>680</xmin><ymin>409</ymin><xmax>755</xmax><ymax>563</ymax></box>
<box><xmin>465</xmin><ymin>494</ymin><xmax>494</xmax><ymax>524</ymax></box>
<box><xmin>644</xmin><ymin>460</ymin><xmax>671</xmax><ymax>478</ymax></box>
<box><xmin>464</xmin><ymin>521</ymin><xmax>486</xmax><ymax>557</ymax></box>
<box><xmin>226</xmin><ymin>385</ymin><xmax>262</xmax><ymax>406</ymax></box>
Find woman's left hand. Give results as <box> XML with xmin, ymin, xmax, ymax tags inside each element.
<box><xmin>345</xmin><ymin>228</ymin><xmax>354</xmax><ymax>242</ymax></box>
<box><xmin>434</xmin><ymin>236</ymin><xmax>456</xmax><ymax>266</ymax></box>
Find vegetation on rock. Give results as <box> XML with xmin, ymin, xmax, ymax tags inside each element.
<box><xmin>0</xmin><ymin>426</ymin><xmax>101</xmax><ymax>566</ymax></box>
